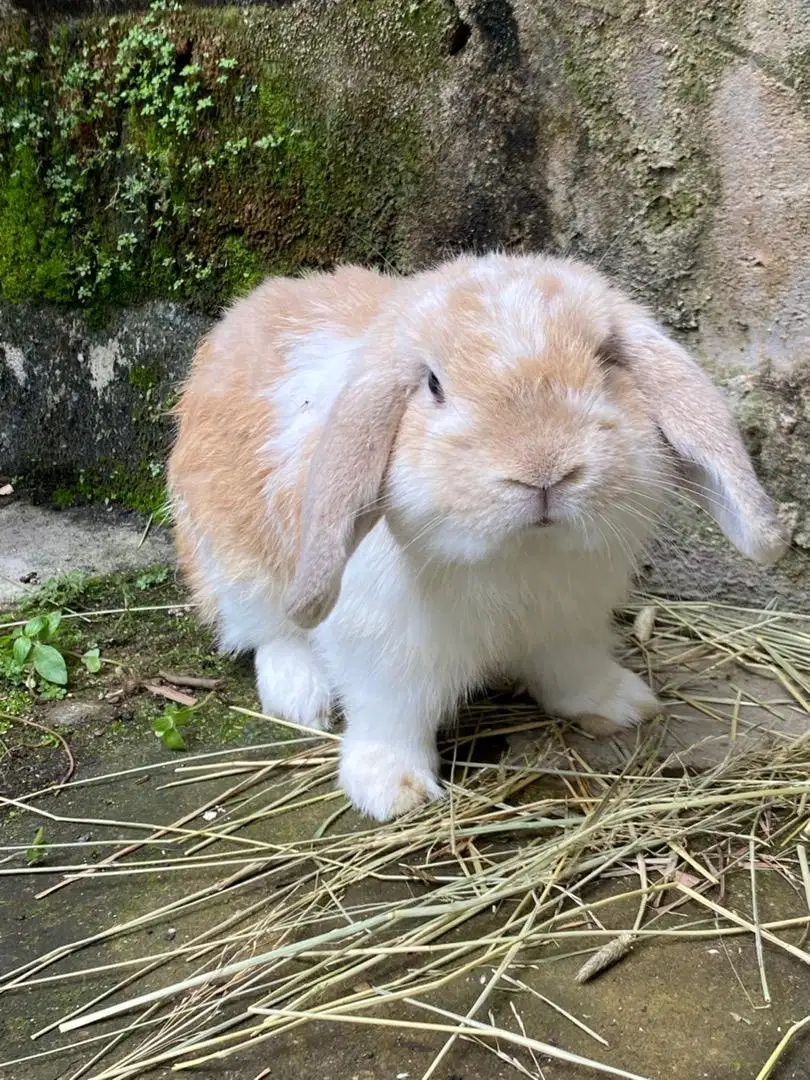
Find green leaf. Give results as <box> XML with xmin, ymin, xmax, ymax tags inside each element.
<box><xmin>39</xmin><ymin>683</ymin><xmax>67</xmax><ymax>701</ymax></box>
<box><xmin>152</xmin><ymin>703</ymin><xmax>192</xmax><ymax>751</ymax></box>
<box><xmin>82</xmin><ymin>648</ymin><xmax>101</xmax><ymax>673</ymax></box>
<box><xmin>160</xmin><ymin>727</ymin><xmax>186</xmax><ymax>751</ymax></box>
<box><xmin>160</xmin><ymin>703</ymin><xmax>191</xmax><ymax>726</ymax></box>
<box><xmin>171</xmin><ymin>707</ymin><xmax>191</xmax><ymax>728</ymax></box>
<box><xmin>13</xmin><ymin>635</ymin><xmax>32</xmax><ymax>664</ymax></box>
<box><xmin>135</xmin><ymin>566</ymin><xmax>169</xmax><ymax>590</ymax></box>
<box><xmin>45</xmin><ymin>610</ymin><xmax>63</xmax><ymax>637</ymax></box>
<box><xmin>24</xmin><ymin>615</ymin><xmax>46</xmax><ymax>639</ymax></box>
<box><xmin>31</xmin><ymin>643</ymin><xmax>68</xmax><ymax>686</ymax></box>
<box><xmin>152</xmin><ymin>716</ymin><xmax>172</xmax><ymax>736</ymax></box>
<box><xmin>26</xmin><ymin>826</ymin><xmax>47</xmax><ymax>865</ymax></box>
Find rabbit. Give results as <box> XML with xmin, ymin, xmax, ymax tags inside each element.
<box><xmin>167</xmin><ymin>253</ymin><xmax>787</xmax><ymax>821</ymax></box>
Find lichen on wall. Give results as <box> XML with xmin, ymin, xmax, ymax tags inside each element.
<box><xmin>537</xmin><ymin>0</ymin><xmax>746</xmax><ymax>331</ymax></box>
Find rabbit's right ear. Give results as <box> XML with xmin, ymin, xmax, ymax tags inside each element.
<box><xmin>284</xmin><ymin>355</ymin><xmax>420</xmax><ymax>630</ymax></box>
<box><xmin>616</xmin><ymin>315</ymin><xmax>788</xmax><ymax>565</ymax></box>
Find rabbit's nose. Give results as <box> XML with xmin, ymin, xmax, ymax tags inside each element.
<box><xmin>547</xmin><ymin>464</ymin><xmax>585</xmax><ymax>490</ymax></box>
<box><xmin>506</xmin><ymin>465</ymin><xmax>585</xmax><ymax>523</ymax></box>
<box><xmin>508</xmin><ymin>465</ymin><xmax>585</xmax><ymax>495</ymax></box>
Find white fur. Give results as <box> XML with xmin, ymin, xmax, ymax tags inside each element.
<box><xmin>214</xmin><ymin>506</ymin><xmax>654</xmax><ymax>820</ymax></box>
<box><xmin>322</xmin><ymin>522</ymin><xmax>647</xmax><ymax>821</ymax></box>
<box><xmin>255</xmin><ymin>637</ymin><xmax>332</xmax><ymax>730</ymax></box>
<box><xmin>264</xmin><ymin>329</ymin><xmax>354</xmax><ymax>495</ymax></box>
<box><xmin>192</xmin><ymin>261</ymin><xmax>671</xmax><ymax>821</ymax></box>
<box><xmin>484</xmin><ymin>280</ymin><xmax>547</xmax><ymax>370</ymax></box>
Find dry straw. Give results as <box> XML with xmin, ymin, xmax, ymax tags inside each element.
<box><xmin>2</xmin><ymin>598</ymin><xmax>810</xmax><ymax>1079</ymax></box>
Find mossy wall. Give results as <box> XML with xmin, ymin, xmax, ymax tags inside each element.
<box><xmin>2</xmin><ymin>0</ymin><xmax>810</xmax><ymax>571</ymax></box>
<box><xmin>0</xmin><ymin>0</ymin><xmax>460</xmax><ymax>319</ymax></box>
<box><xmin>0</xmin><ymin>0</ymin><xmax>467</xmax><ymax>503</ymax></box>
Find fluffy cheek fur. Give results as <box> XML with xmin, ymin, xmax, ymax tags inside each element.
<box><xmin>383</xmin><ymin>386</ymin><xmax>672</xmax><ymax>565</ymax></box>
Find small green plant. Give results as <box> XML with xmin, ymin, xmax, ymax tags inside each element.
<box><xmin>135</xmin><ymin>566</ymin><xmax>170</xmax><ymax>590</ymax></box>
<box><xmin>10</xmin><ymin>612</ymin><xmax>68</xmax><ymax>687</ymax></box>
<box><xmin>21</xmin><ymin>570</ymin><xmax>89</xmax><ymax>611</ymax></box>
<box><xmin>26</xmin><ymin>826</ymin><xmax>47</xmax><ymax>865</ymax></box>
<box><xmin>0</xmin><ymin>0</ymin><xmax>267</xmax><ymax>312</ymax></box>
<box><xmin>82</xmin><ymin>647</ymin><xmax>101</xmax><ymax>673</ymax></box>
<box><xmin>152</xmin><ymin>702</ymin><xmax>191</xmax><ymax>750</ymax></box>
<box><xmin>0</xmin><ymin>610</ymin><xmax>102</xmax><ymax>696</ymax></box>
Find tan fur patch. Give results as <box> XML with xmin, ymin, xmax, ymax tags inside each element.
<box><xmin>167</xmin><ymin>268</ymin><xmax>396</xmax><ymax>605</ymax></box>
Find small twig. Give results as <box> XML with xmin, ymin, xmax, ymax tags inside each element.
<box><xmin>754</xmin><ymin>1014</ymin><xmax>810</xmax><ymax>1080</ymax></box>
<box><xmin>136</xmin><ymin>514</ymin><xmax>153</xmax><ymax>549</ymax></box>
<box><xmin>749</xmin><ymin>834</ymin><xmax>771</xmax><ymax>1005</ymax></box>
<box><xmin>12</xmin><ymin>716</ymin><xmax>75</xmax><ymax>787</ymax></box>
<box><xmin>676</xmin><ymin>884</ymin><xmax>810</xmax><ymax>967</ymax></box>
<box><xmin>797</xmin><ymin>843</ymin><xmax>810</xmax><ymax>948</ymax></box>
<box><xmin>797</xmin><ymin>844</ymin><xmax>810</xmax><ymax>913</ymax></box>
<box><xmin>158</xmin><ymin>672</ymin><xmax>224</xmax><ymax>691</ymax></box>
<box><xmin>501</xmin><ymin>972</ymin><xmax>608</xmax><ymax>1046</ymax></box>
<box><xmin>144</xmin><ymin>683</ymin><xmax>197</xmax><ymax>707</ymax></box>
<box><xmin>28</xmin><ymin>761</ymin><xmax>268</xmax><ymax>902</ymax></box>
<box><xmin>420</xmin><ymin>893</ymin><xmax>538</xmax><ymax>1080</ymax></box>
<box><xmin>0</xmin><ymin>604</ymin><xmax>194</xmax><ymax>632</ymax></box>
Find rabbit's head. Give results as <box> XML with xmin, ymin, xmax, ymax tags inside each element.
<box><xmin>285</xmin><ymin>254</ymin><xmax>787</xmax><ymax>628</ymax></box>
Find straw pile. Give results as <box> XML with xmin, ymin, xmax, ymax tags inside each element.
<box><xmin>2</xmin><ymin>599</ymin><xmax>810</xmax><ymax>1080</ymax></box>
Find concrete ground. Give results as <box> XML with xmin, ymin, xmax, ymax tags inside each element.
<box><xmin>0</xmin><ymin>497</ymin><xmax>175</xmax><ymax>607</ymax></box>
<box><xmin>1</xmin><ymin>497</ymin><xmax>809</xmax><ymax>1080</ymax></box>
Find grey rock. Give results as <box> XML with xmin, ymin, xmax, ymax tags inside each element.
<box><xmin>0</xmin><ymin>302</ymin><xmax>209</xmax><ymax>483</ymax></box>
<box><xmin>44</xmin><ymin>697</ymin><xmax>119</xmax><ymax>729</ymax></box>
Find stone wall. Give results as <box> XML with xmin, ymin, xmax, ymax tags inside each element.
<box><xmin>1</xmin><ymin>0</ymin><xmax>808</xmax><ymax>590</ymax></box>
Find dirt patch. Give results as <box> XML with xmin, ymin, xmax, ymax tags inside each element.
<box><xmin>0</xmin><ymin>560</ymin><xmax>262</xmax><ymax>813</ymax></box>
<box><xmin>0</xmin><ymin>743</ymin><xmax>68</xmax><ymax>800</ymax></box>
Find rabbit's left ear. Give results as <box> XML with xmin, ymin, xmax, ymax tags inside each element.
<box><xmin>618</xmin><ymin>317</ymin><xmax>787</xmax><ymax>565</ymax></box>
<box><xmin>284</xmin><ymin>352</ymin><xmax>421</xmax><ymax>630</ymax></box>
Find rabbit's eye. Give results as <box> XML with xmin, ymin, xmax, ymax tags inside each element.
<box><xmin>427</xmin><ymin>370</ymin><xmax>445</xmax><ymax>404</ymax></box>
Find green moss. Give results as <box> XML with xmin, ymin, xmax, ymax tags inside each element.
<box><xmin>645</xmin><ymin>187</ymin><xmax>702</xmax><ymax>233</ymax></box>
<box><xmin>219</xmin><ymin>235</ymin><xmax>267</xmax><ymax>300</ymax></box>
<box><xmin>128</xmin><ymin>364</ymin><xmax>160</xmax><ymax>392</ymax></box>
<box><xmin>51</xmin><ymin>486</ymin><xmax>76</xmax><ymax>509</ymax></box>
<box><xmin>52</xmin><ymin>460</ymin><xmax>169</xmax><ymax>518</ymax></box>
<box><xmin>0</xmin><ymin>147</ymin><xmax>72</xmax><ymax>303</ymax></box>
<box><xmin>0</xmin><ymin>0</ymin><xmax>445</xmax><ymax>319</ymax></box>
<box><xmin>0</xmin><ymin>687</ymin><xmax>30</xmax><ymax>719</ymax></box>
<box><xmin>20</xmin><ymin>570</ymin><xmax>90</xmax><ymax>611</ymax></box>
<box><xmin>786</xmin><ymin>45</ymin><xmax>810</xmax><ymax>119</ymax></box>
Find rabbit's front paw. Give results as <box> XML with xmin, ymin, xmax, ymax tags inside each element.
<box><xmin>572</xmin><ymin>666</ymin><xmax>660</xmax><ymax>736</ymax></box>
<box><xmin>534</xmin><ymin>655</ymin><xmax>660</xmax><ymax>737</ymax></box>
<box><xmin>339</xmin><ymin>743</ymin><xmax>444</xmax><ymax>822</ymax></box>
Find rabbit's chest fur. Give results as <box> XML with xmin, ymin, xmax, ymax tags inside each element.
<box><xmin>313</xmin><ymin>518</ymin><xmax>632</xmax><ymax>710</ymax></box>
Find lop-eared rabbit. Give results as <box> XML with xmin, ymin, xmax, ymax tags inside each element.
<box><xmin>168</xmin><ymin>254</ymin><xmax>786</xmax><ymax>820</ymax></box>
